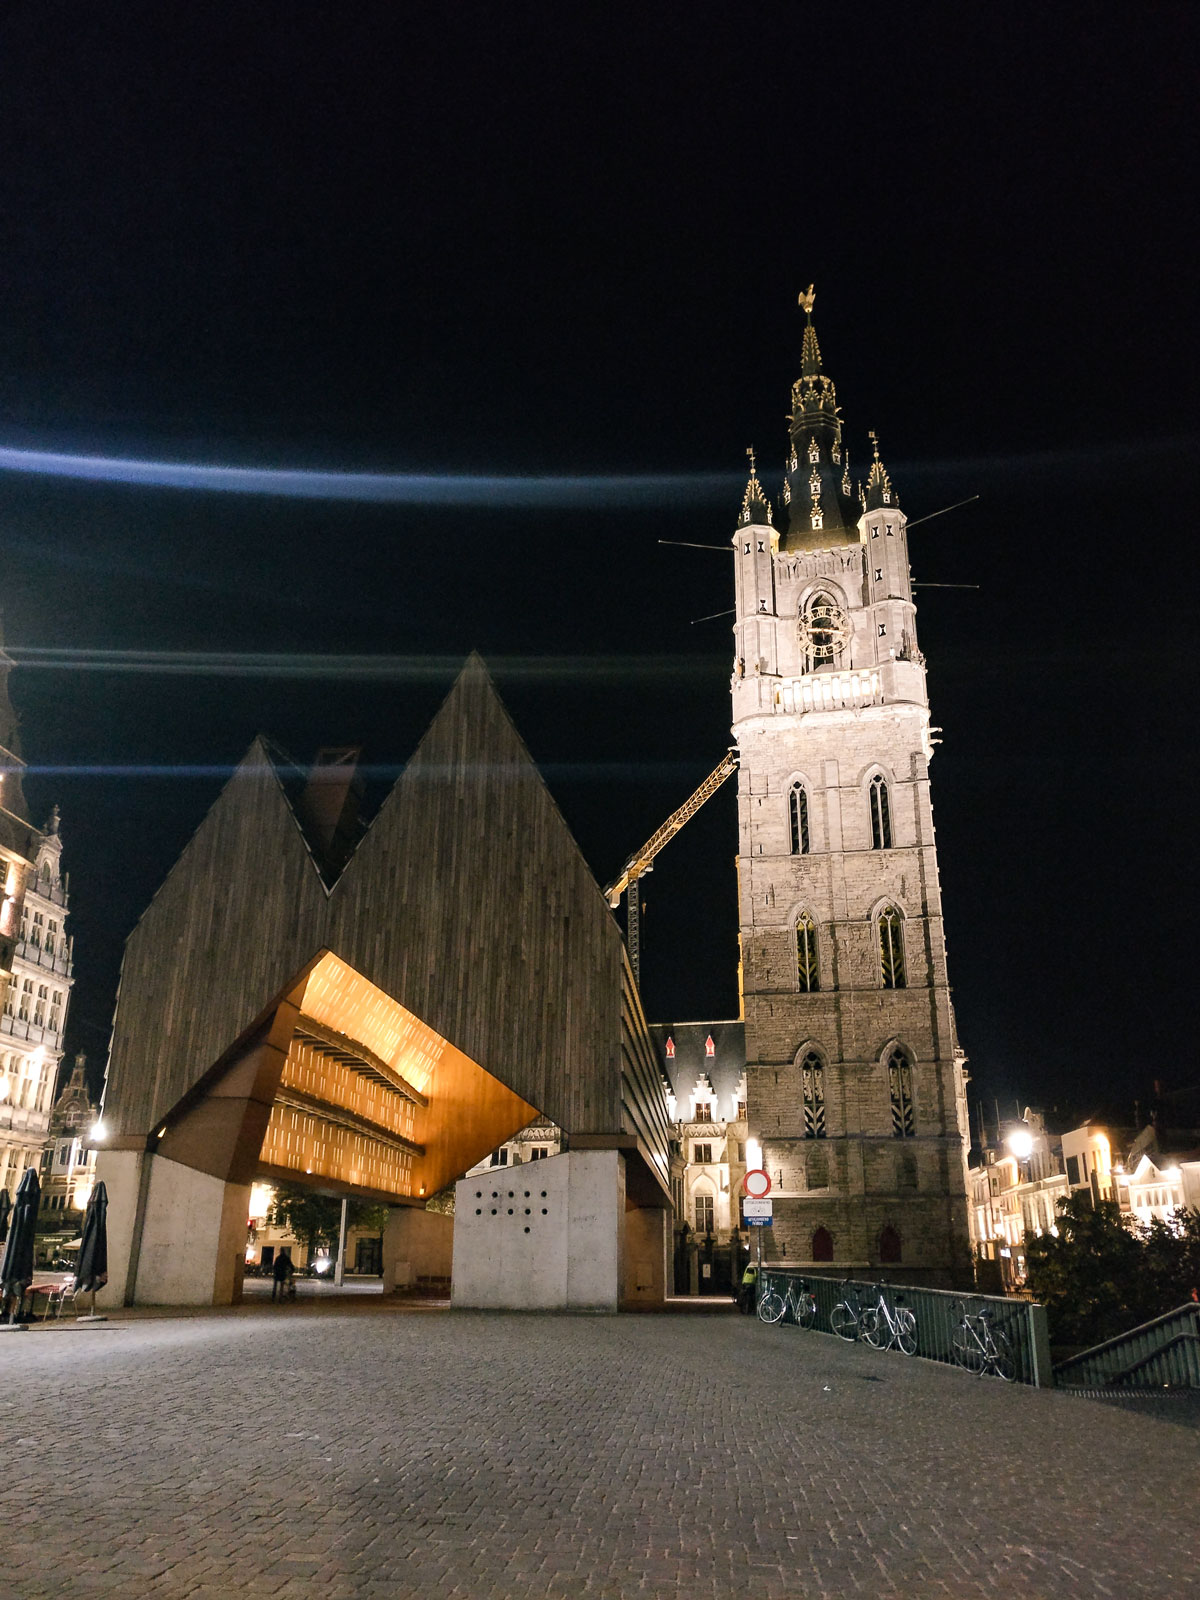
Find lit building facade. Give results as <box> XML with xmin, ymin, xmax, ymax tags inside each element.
<box><xmin>40</xmin><ymin>1052</ymin><xmax>97</xmax><ymax>1220</ymax></box>
<box><xmin>652</xmin><ymin>1020</ymin><xmax>747</xmax><ymax>1295</ymax></box>
<box><xmin>967</xmin><ymin>1108</ymin><xmax>1200</xmax><ymax>1285</ymax></box>
<box><xmin>0</xmin><ymin>639</ymin><xmax>69</xmax><ymax>1203</ymax></box>
<box><xmin>731</xmin><ymin>293</ymin><xmax>971</xmax><ymax>1284</ymax></box>
<box><xmin>465</xmin><ymin>1119</ymin><xmax>562</xmax><ymax>1177</ymax></box>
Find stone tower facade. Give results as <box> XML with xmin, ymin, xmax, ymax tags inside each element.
<box><xmin>731</xmin><ymin>292</ymin><xmax>970</xmax><ymax>1285</ymax></box>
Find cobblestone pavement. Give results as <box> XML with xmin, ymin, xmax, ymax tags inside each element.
<box><xmin>1</xmin><ymin>1300</ymin><xmax>1196</xmax><ymax>1600</ymax></box>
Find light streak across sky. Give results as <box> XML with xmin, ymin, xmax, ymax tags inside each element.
<box><xmin>6</xmin><ymin>648</ymin><xmax>722</xmax><ymax>681</ymax></box>
<box><xmin>0</xmin><ymin>446</ymin><xmax>735</xmax><ymax>507</ymax></box>
<box><xmin>18</xmin><ymin>759</ymin><xmax>713</xmax><ymax>785</ymax></box>
<box><xmin>0</xmin><ymin>438</ymin><xmax>1191</xmax><ymax>506</ymax></box>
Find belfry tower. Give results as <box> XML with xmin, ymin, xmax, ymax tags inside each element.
<box><xmin>731</xmin><ymin>290</ymin><xmax>970</xmax><ymax>1285</ymax></box>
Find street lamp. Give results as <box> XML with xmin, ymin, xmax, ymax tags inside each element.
<box><xmin>1005</xmin><ymin>1126</ymin><xmax>1034</xmax><ymax>1161</ymax></box>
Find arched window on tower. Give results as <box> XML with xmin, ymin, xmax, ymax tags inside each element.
<box><xmin>869</xmin><ymin>774</ymin><xmax>892</xmax><ymax>849</ymax></box>
<box><xmin>812</xmin><ymin>1226</ymin><xmax>834</xmax><ymax>1262</ymax></box>
<box><xmin>800</xmin><ymin>1050</ymin><xmax>826</xmax><ymax>1139</ymax></box>
<box><xmin>789</xmin><ymin>783</ymin><xmax>810</xmax><ymax>855</ymax></box>
<box><xmin>796</xmin><ymin>914</ymin><xmax>819</xmax><ymax>993</ymax></box>
<box><xmin>887</xmin><ymin>1047</ymin><xmax>915</xmax><ymax>1138</ymax></box>
<box><xmin>878</xmin><ymin>906</ymin><xmax>906</xmax><ymax>989</ymax></box>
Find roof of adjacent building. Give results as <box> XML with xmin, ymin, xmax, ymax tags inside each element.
<box><xmin>647</xmin><ymin>1020</ymin><xmax>745</xmax><ymax>1114</ymax></box>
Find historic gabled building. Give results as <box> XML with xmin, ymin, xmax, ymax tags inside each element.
<box><xmin>731</xmin><ymin>291</ymin><xmax>971</xmax><ymax>1284</ymax></box>
<box><xmin>0</xmin><ymin>640</ymin><xmax>69</xmax><ymax>1203</ymax></box>
<box><xmin>40</xmin><ymin>1052</ymin><xmax>97</xmax><ymax>1220</ymax></box>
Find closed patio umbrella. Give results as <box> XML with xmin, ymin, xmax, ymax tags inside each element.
<box><xmin>0</xmin><ymin>1187</ymin><xmax>11</xmax><ymax>1244</ymax></box>
<box><xmin>0</xmin><ymin>1167</ymin><xmax>40</xmax><ymax>1329</ymax></box>
<box><xmin>73</xmin><ymin>1181</ymin><xmax>108</xmax><ymax>1322</ymax></box>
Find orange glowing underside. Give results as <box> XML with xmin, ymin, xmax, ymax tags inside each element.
<box><xmin>257</xmin><ymin>951</ymin><xmax>538</xmax><ymax>1201</ymax></box>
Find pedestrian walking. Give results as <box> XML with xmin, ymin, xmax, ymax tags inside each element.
<box><xmin>271</xmin><ymin>1252</ymin><xmax>295</xmax><ymax>1302</ymax></box>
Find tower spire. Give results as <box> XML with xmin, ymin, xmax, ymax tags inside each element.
<box><xmin>799</xmin><ymin>285</ymin><xmax>823</xmax><ymax>378</ymax></box>
<box><xmin>784</xmin><ymin>286</ymin><xmax>860</xmax><ymax>550</ymax></box>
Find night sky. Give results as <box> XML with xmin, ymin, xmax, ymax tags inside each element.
<box><xmin>0</xmin><ymin>6</ymin><xmax>1196</xmax><ymax>1128</ymax></box>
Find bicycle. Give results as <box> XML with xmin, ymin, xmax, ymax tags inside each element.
<box><xmin>830</xmin><ymin>1280</ymin><xmax>867</xmax><ymax>1342</ymax></box>
<box><xmin>950</xmin><ymin>1301</ymin><xmax>1017</xmax><ymax>1380</ymax></box>
<box><xmin>757</xmin><ymin>1274</ymin><xmax>817</xmax><ymax>1329</ymax></box>
<box><xmin>859</xmin><ymin>1284</ymin><xmax>918</xmax><ymax>1355</ymax></box>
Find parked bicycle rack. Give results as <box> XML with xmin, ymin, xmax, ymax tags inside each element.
<box><xmin>757</xmin><ymin>1270</ymin><xmax>1053</xmax><ymax>1387</ymax></box>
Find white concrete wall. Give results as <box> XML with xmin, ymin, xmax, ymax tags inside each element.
<box><xmin>452</xmin><ymin>1149</ymin><xmax>625</xmax><ymax>1312</ymax></box>
<box><xmin>134</xmin><ymin>1155</ymin><xmax>249</xmax><ymax>1305</ymax></box>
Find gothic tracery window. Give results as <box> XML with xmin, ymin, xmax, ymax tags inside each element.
<box><xmin>887</xmin><ymin>1047</ymin><xmax>915</xmax><ymax>1138</ymax></box>
<box><xmin>878</xmin><ymin>906</ymin><xmax>906</xmax><ymax>989</ymax></box>
<box><xmin>789</xmin><ymin>783</ymin><xmax>810</xmax><ymax>855</ymax></box>
<box><xmin>869</xmin><ymin>774</ymin><xmax>892</xmax><ymax>849</ymax></box>
<box><xmin>800</xmin><ymin>1050</ymin><xmax>826</xmax><ymax>1139</ymax></box>
<box><xmin>796</xmin><ymin>913</ymin><xmax>819</xmax><ymax>993</ymax></box>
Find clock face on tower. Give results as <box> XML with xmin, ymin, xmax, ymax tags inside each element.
<box><xmin>798</xmin><ymin>599</ymin><xmax>850</xmax><ymax>665</ymax></box>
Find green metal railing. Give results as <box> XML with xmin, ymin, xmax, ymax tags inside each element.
<box><xmin>1053</xmin><ymin>1303</ymin><xmax>1200</xmax><ymax>1389</ymax></box>
<box><xmin>756</xmin><ymin>1270</ymin><xmax>1053</xmax><ymax>1387</ymax></box>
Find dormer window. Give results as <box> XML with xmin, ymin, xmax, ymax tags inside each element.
<box><xmin>808</xmin><ymin>438</ymin><xmax>820</xmax><ymax>464</ymax></box>
<box><xmin>808</xmin><ymin>472</ymin><xmax>821</xmax><ymax>497</ymax></box>
<box><xmin>810</xmin><ymin>511</ymin><xmax>823</xmax><ymax>530</ymax></box>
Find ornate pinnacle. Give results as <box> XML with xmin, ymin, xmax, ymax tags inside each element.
<box><xmin>864</xmin><ymin>430</ymin><xmax>897</xmax><ymax>511</ymax></box>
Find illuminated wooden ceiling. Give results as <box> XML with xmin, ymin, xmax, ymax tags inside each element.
<box><xmin>258</xmin><ymin>951</ymin><xmax>539</xmax><ymax>1203</ymax></box>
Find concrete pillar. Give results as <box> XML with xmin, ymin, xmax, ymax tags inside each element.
<box><xmin>134</xmin><ymin>1156</ymin><xmax>250</xmax><ymax>1305</ymax></box>
<box><xmin>98</xmin><ymin>989</ymin><xmax>303</xmax><ymax>1307</ymax></box>
<box><xmin>381</xmin><ymin>1205</ymin><xmax>453</xmax><ymax>1292</ymax></box>
<box><xmin>92</xmin><ymin>1147</ymin><xmax>145</xmax><ymax>1310</ymax></box>
<box><xmin>622</xmin><ymin>1202</ymin><xmax>668</xmax><ymax>1307</ymax></box>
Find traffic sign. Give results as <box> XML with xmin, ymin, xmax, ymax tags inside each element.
<box><xmin>745</xmin><ymin>1215</ymin><xmax>772</xmax><ymax>1227</ymax></box>
<box><xmin>742</xmin><ymin>1168</ymin><xmax>771</xmax><ymax>1199</ymax></box>
<box><xmin>742</xmin><ymin>1198</ymin><xmax>773</xmax><ymax>1220</ymax></box>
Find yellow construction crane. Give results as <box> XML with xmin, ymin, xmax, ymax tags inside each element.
<box><xmin>605</xmin><ymin>749</ymin><xmax>739</xmax><ymax>985</ymax></box>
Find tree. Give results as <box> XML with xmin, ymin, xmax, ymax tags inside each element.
<box><xmin>1026</xmin><ymin>1193</ymin><xmax>1200</xmax><ymax>1348</ymax></box>
<box><xmin>266</xmin><ymin>1184</ymin><xmax>389</xmax><ymax>1261</ymax></box>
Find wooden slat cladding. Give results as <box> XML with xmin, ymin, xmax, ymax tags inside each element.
<box><xmin>104</xmin><ymin>658</ymin><xmax>659</xmax><ymax>1173</ymax></box>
